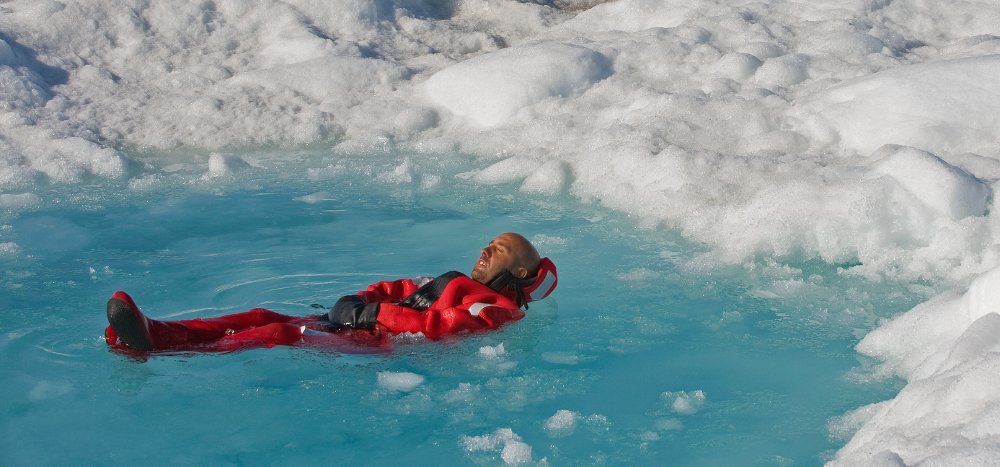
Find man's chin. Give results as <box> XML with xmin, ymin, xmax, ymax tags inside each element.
<box><xmin>470</xmin><ymin>269</ymin><xmax>486</xmax><ymax>283</ymax></box>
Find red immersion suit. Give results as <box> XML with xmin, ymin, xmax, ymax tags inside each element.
<box><xmin>104</xmin><ymin>266</ymin><xmax>552</xmax><ymax>355</ymax></box>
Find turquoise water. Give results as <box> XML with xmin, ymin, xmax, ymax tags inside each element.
<box><xmin>0</xmin><ymin>153</ymin><xmax>914</xmax><ymax>465</ymax></box>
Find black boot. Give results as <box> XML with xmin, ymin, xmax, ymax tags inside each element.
<box><xmin>106</xmin><ymin>291</ymin><xmax>155</xmax><ymax>351</ymax></box>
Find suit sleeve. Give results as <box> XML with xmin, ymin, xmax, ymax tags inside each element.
<box><xmin>326</xmin><ymin>279</ymin><xmax>421</xmax><ymax>330</ymax></box>
<box><xmin>357</xmin><ymin>279</ymin><xmax>421</xmax><ymax>303</ymax></box>
<box><xmin>375</xmin><ymin>298</ymin><xmax>526</xmax><ymax>340</ymax></box>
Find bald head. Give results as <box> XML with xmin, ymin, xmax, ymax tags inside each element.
<box><xmin>471</xmin><ymin>232</ymin><xmax>542</xmax><ymax>284</ymax></box>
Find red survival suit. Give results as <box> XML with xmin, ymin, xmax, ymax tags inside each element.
<box><xmin>105</xmin><ymin>259</ymin><xmax>557</xmax><ymax>354</ymax></box>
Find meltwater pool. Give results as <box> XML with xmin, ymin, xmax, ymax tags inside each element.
<box><xmin>0</xmin><ymin>155</ymin><xmax>917</xmax><ymax>466</ymax></box>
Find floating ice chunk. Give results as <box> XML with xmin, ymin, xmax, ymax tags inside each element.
<box><xmin>501</xmin><ymin>441</ymin><xmax>532</xmax><ymax>465</ymax></box>
<box><xmin>520</xmin><ymin>160</ymin><xmax>571</xmax><ymax>195</ymax></box>
<box><xmin>205</xmin><ymin>153</ymin><xmax>250</xmax><ymax>178</ymax></box>
<box><xmin>462</xmin><ymin>427</ymin><xmax>521</xmax><ymax>451</ymax></box>
<box><xmin>424</xmin><ymin>42</ymin><xmax>612</xmax><ymax>127</ymax></box>
<box><xmin>462</xmin><ymin>428</ymin><xmax>532</xmax><ymax>465</ymax></box>
<box><xmin>378</xmin><ymin>159</ymin><xmax>418</xmax><ymax>184</ymax></box>
<box><xmin>543</xmin><ymin>410</ymin><xmax>608</xmax><ymax>437</ymax></box>
<box><xmin>479</xmin><ymin>343</ymin><xmax>506</xmax><ymax>359</ymax></box>
<box><xmin>804</xmin><ymin>55</ymin><xmax>1000</xmax><ymax>156</ymax></box>
<box><xmin>871</xmin><ymin>146</ymin><xmax>989</xmax><ymax>220</ymax></box>
<box><xmin>475</xmin><ymin>342</ymin><xmax>517</xmax><ymax>372</ymax></box>
<box><xmin>15</xmin><ymin>134</ymin><xmax>129</xmax><ymax>183</ymax></box>
<box><xmin>443</xmin><ymin>382</ymin><xmax>480</xmax><ymax>403</ymax></box>
<box><xmin>376</xmin><ymin>371</ymin><xmax>424</xmax><ymax>392</ymax></box>
<box><xmin>664</xmin><ymin>390</ymin><xmax>706</xmax><ymax>415</ymax></box>
<box><xmin>541</xmin><ymin>352</ymin><xmax>579</xmax><ymax>365</ymax></box>
<box><xmin>544</xmin><ymin>410</ymin><xmax>578</xmax><ymax>436</ymax></box>
<box><xmin>55</xmin><ymin>139</ymin><xmax>124</xmax><ymax>178</ymax></box>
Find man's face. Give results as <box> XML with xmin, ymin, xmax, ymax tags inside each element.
<box><xmin>471</xmin><ymin>233</ymin><xmax>524</xmax><ymax>284</ymax></box>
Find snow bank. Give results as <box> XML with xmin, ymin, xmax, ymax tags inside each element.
<box><xmin>870</xmin><ymin>146</ymin><xmax>989</xmax><ymax>221</ymax></box>
<box><xmin>831</xmin><ymin>266</ymin><xmax>1000</xmax><ymax>465</ymax></box>
<box><xmin>424</xmin><ymin>42</ymin><xmax>611</xmax><ymax>127</ymax></box>
<box><xmin>804</xmin><ymin>55</ymin><xmax>1000</xmax><ymax>157</ymax></box>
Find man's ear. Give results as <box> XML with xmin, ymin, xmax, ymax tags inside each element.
<box><xmin>514</xmin><ymin>266</ymin><xmax>528</xmax><ymax>279</ymax></box>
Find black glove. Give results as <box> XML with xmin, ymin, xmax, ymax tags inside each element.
<box><xmin>327</xmin><ymin>295</ymin><xmax>380</xmax><ymax>330</ymax></box>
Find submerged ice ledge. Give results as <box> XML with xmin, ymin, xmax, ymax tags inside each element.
<box><xmin>4</xmin><ymin>0</ymin><xmax>1000</xmax><ymax>463</ymax></box>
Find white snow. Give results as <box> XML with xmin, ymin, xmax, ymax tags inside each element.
<box><xmin>4</xmin><ymin>0</ymin><xmax>1000</xmax><ymax>461</ymax></box>
<box><xmin>870</xmin><ymin>146</ymin><xmax>989</xmax><ymax>221</ymax></box>
<box><xmin>424</xmin><ymin>42</ymin><xmax>611</xmax><ymax>127</ymax></box>
<box><xmin>803</xmin><ymin>55</ymin><xmax>1000</xmax><ymax>157</ymax></box>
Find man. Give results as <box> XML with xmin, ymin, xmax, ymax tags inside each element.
<box><xmin>105</xmin><ymin>232</ymin><xmax>558</xmax><ymax>354</ymax></box>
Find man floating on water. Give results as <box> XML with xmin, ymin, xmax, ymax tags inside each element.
<box><xmin>104</xmin><ymin>232</ymin><xmax>557</xmax><ymax>354</ymax></box>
